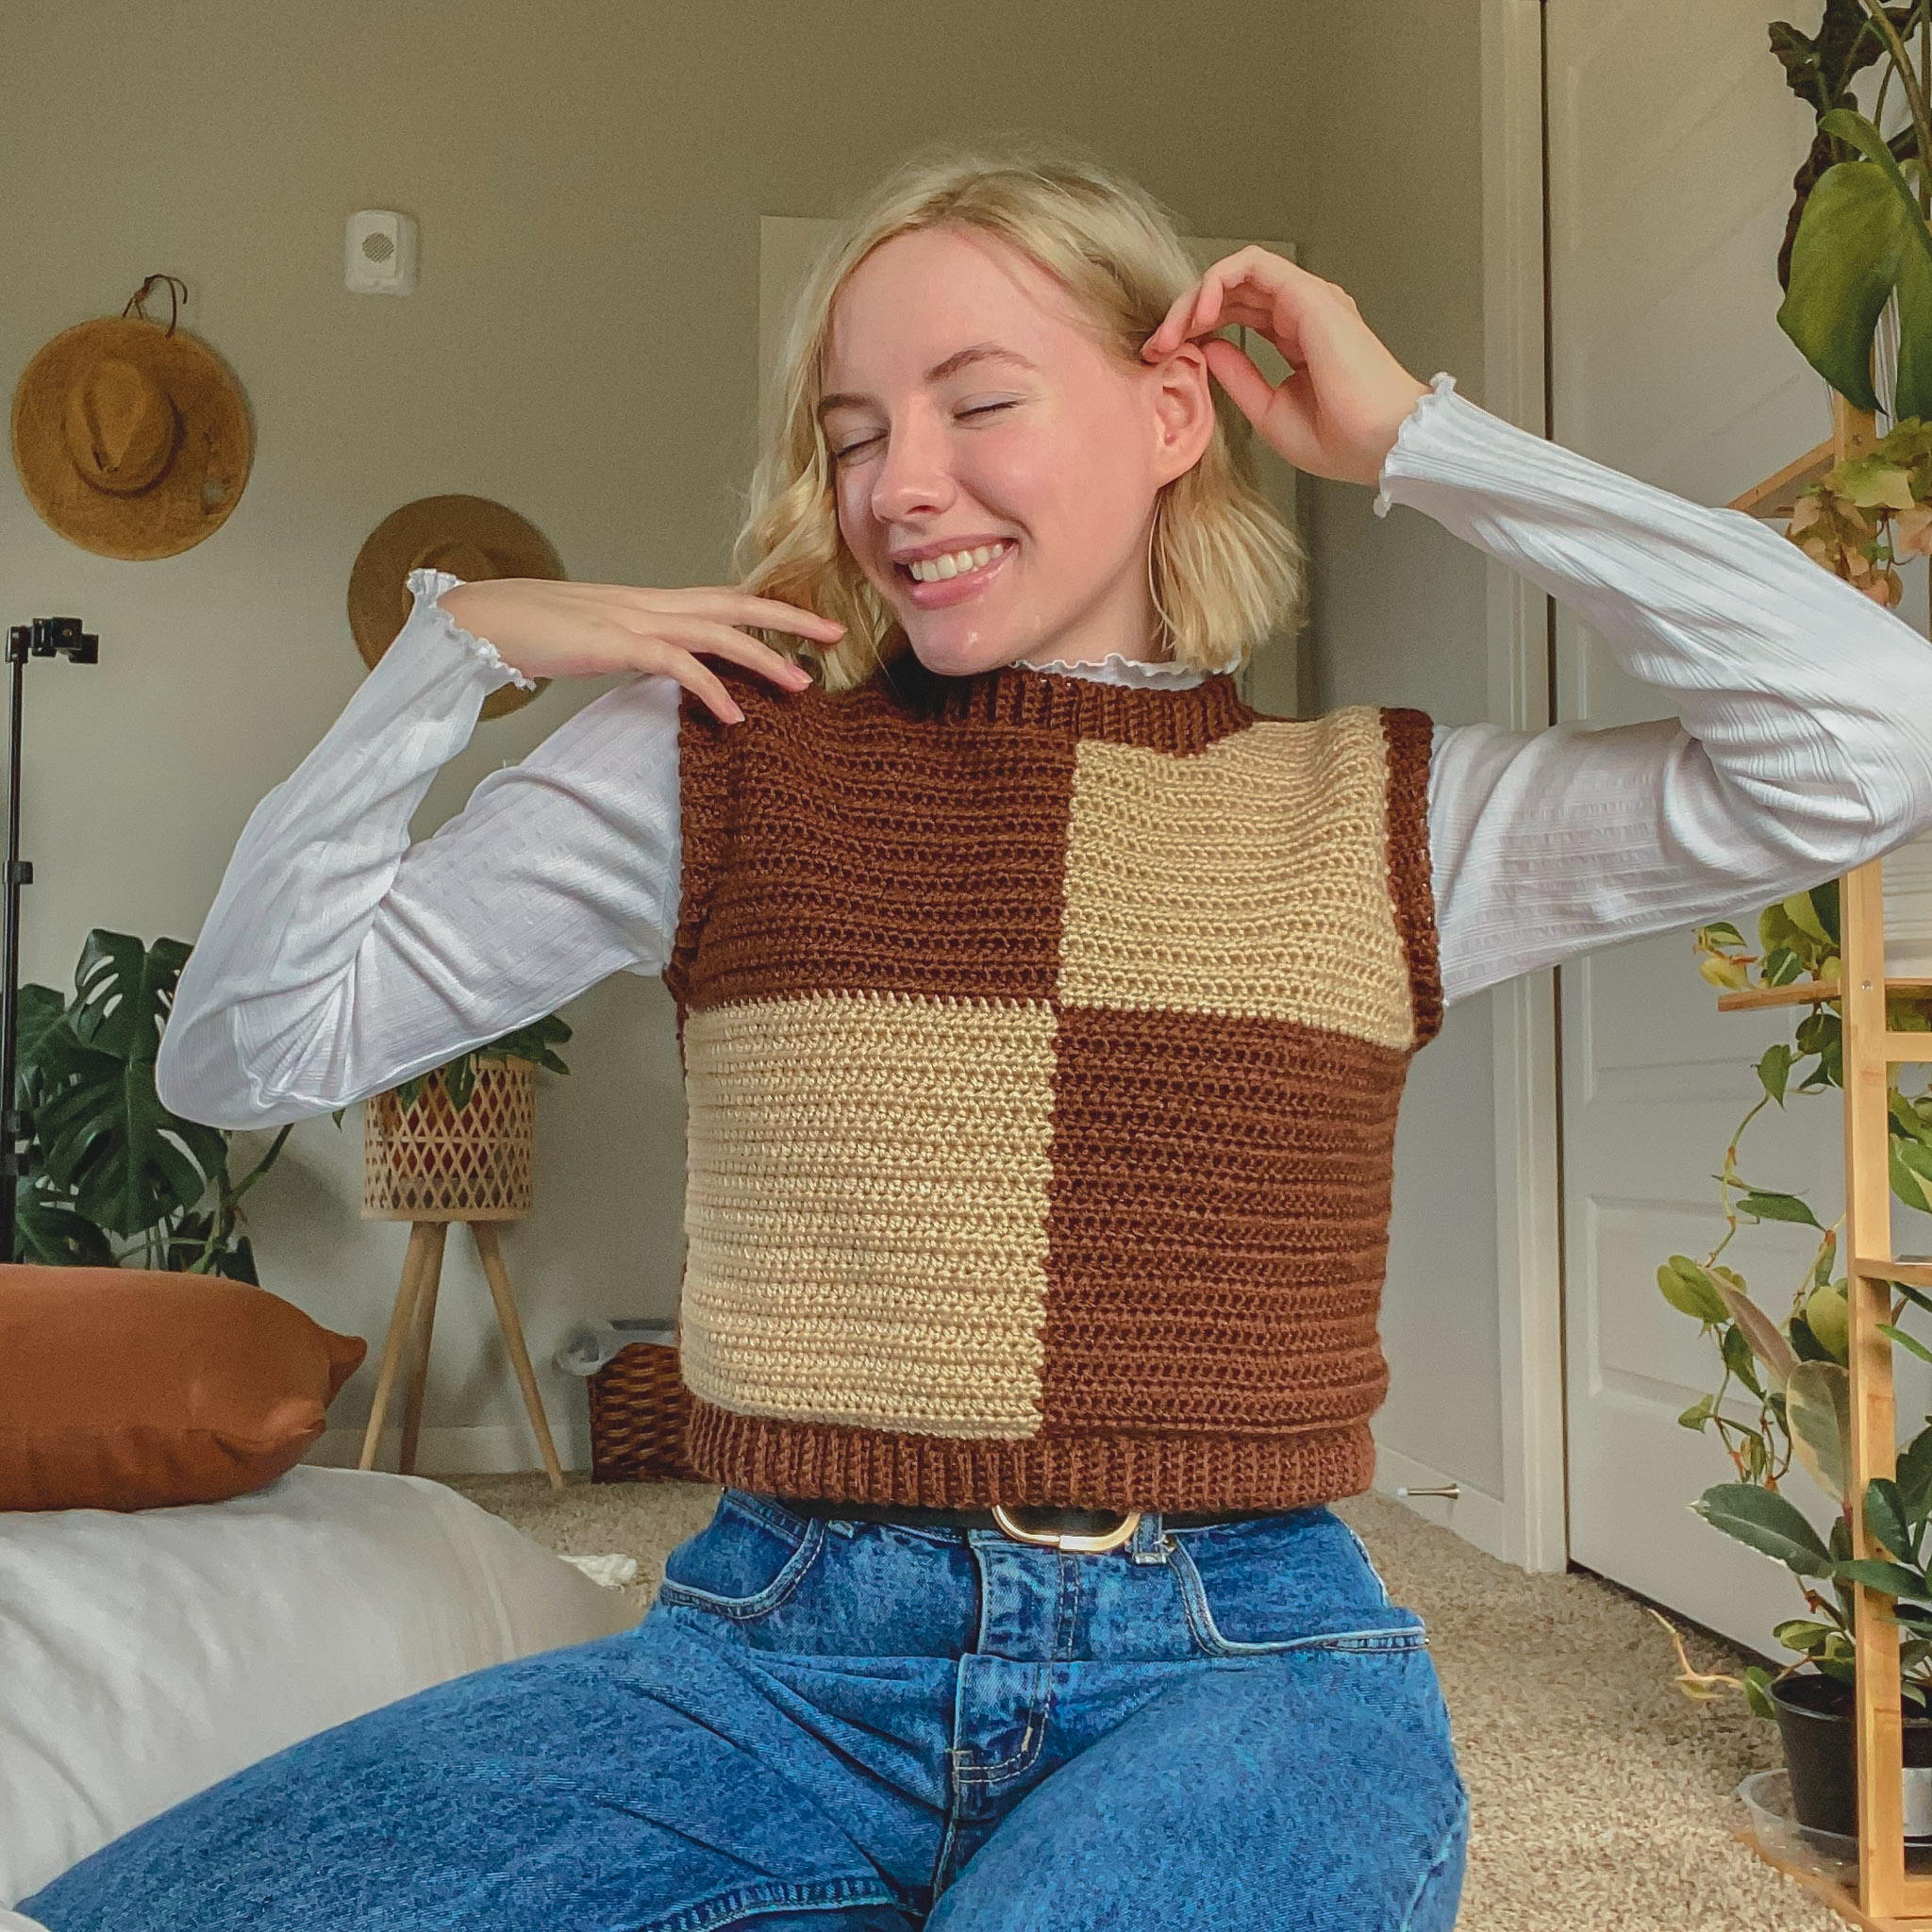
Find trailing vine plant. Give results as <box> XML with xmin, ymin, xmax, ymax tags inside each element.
<box><xmin>1665</xmin><ymin>895</ymin><xmax>1932</xmax><ymax>1715</ymax></box>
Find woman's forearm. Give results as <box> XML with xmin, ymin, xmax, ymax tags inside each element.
<box><xmin>155</xmin><ymin>570</ymin><xmax>678</xmax><ymax>1127</ymax></box>
<box><xmin>1387</xmin><ymin>378</ymin><xmax>1932</xmax><ymax>1003</ymax></box>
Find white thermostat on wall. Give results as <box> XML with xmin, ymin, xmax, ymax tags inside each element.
<box><xmin>345</xmin><ymin>209</ymin><xmax>418</xmax><ymax>295</ymax></box>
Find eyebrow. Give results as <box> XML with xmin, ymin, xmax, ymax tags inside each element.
<box><xmin>818</xmin><ymin>343</ymin><xmax>1038</xmax><ymax>419</ymax></box>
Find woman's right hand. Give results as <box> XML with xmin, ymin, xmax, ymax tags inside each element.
<box><xmin>435</xmin><ymin>578</ymin><xmax>842</xmax><ymax>724</ymax></box>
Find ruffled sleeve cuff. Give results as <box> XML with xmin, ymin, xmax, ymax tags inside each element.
<box><xmin>406</xmin><ymin>568</ymin><xmax>540</xmax><ymax>691</ymax></box>
<box><xmin>1373</xmin><ymin>372</ymin><xmax>1462</xmax><ymax>519</ymax></box>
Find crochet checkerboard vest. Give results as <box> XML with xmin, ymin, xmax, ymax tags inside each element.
<box><xmin>663</xmin><ymin>658</ymin><xmax>1441</xmax><ymax>1513</ymax></box>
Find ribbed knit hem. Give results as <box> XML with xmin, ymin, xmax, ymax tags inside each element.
<box><xmin>683</xmin><ymin>1398</ymin><xmax>1379</xmax><ymax>1513</ymax></box>
<box><xmin>886</xmin><ymin>657</ymin><xmax>1257</xmax><ymax>754</ymax></box>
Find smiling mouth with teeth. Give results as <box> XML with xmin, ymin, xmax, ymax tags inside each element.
<box><xmin>904</xmin><ymin>541</ymin><xmax>1008</xmax><ymax>583</ymax></box>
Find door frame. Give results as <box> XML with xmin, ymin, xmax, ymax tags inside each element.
<box><xmin>1479</xmin><ymin>0</ymin><xmax>1569</xmax><ymax>1574</ymax></box>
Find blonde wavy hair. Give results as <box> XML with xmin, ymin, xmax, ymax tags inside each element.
<box><xmin>732</xmin><ymin>139</ymin><xmax>1306</xmax><ymax>693</ymax></box>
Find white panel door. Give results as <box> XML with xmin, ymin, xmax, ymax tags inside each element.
<box><xmin>1547</xmin><ymin>0</ymin><xmax>1846</xmax><ymax>1654</ymax></box>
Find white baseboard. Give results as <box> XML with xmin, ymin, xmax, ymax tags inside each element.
<box><xmin>1369</xmin><ymin>1442</ymin><xmax>1510</xmax><ymax>1565</ymax></box>
<box><xmin>307</xmin><ymin>1422</ymin><xmax>591</xmax><ymax>1476</ymax></box>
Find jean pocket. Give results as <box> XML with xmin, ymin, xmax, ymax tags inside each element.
<box><xmin>1166</xmin><ymin>1531</ymin><xmax>1428</xmax><ymax>1659</ymax></box>
<box><xmin>657</xmin><ymin>1490</ymin><xmax>826</xmax><ymax>1620</ymax></box>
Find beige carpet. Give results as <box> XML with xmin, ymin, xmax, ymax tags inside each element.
<box><xmin>446</xmin><ymin>1475</ymin><xmax>1836</xmax><ymax>1931</ymax></box>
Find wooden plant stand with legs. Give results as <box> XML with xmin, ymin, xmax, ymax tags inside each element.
<box><xmin>356</xmin><ymin>1059</ymin><xmax>564</xmax><ymax>1491</ymax></box>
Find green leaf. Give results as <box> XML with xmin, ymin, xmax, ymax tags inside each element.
<box><xmin>1790</xmin><ymin>1311</ymin><xmax>1834</xmax><ymax>1363</ymax></box>
<box><xmin>1784</xmin><ymin>890</ymin><xmax>1836</xmax><ymax>949</ymax></box>
<box><xmin>1738</xmin><ymin>1190</ymin><xmax>1824</xmax><ymax>1229</ymax></box>
<box><xmin>1657</xmin><ymin>1255</ymin><xmax>1731</xmax><ymax>1325</ymax></box>
<box><xmin>1894</xmin><ymin>996</ymin><xmax>1932</xmax><ymax>1036</ymax></box>
<box><xmin>1744</xmin><ymin>1663</ymin><xmax>1780</xmax><ymax>1720</ymax></box>
<box><xmin>1714</xmin><ymin>1279</ymin><xmax>1797</xmax><ymax>1391</ymax></box>
<box><xmin>1782</xmin><ymin>110</ymin><xmax>1932</xmax><ymax>420</ymax></box>
<box><xmin>1757</xmin><ymin>1042</ymin><xmax>1795</xmax><ymax>1106</ymax></box>
<box><xmin>1834</xmin><ymin>1557</ymin><xmax>1929</xmax><ymax>1598</ymax></box>
<box><xmin>12</xmin><ymin>1178</ymin><xmax>113</xmax><ymax>1267</ymax></box>
<box><xmin>1805</xmin><ymin>1283</ymin><xmax>1852</xmax><ymax>1365</ymax></box>
<box><xmin>1678</xmin><ymin>1393</ymin><xmax>1717</xmax><ymax>1431</ymax></box>
<box><xmin>1815</xmin><ymin>1234</ymin><xmax>1841</xmax><ymax>1289</ymax></box>
<box><xmin>1773</xmin><ymin>1619</ymin><xmax>1837</xmax><ymax>1653</ymax></box>
<box><xmin>1899</xmin><ymin>1424</ymin><xmax>1932</xmax><ymax>1523</ymax></box>
<box><xmin>1894</xmin><ymin>1137</ymin><xmax>1932</xmax><ymax>1215</ymax></box>
<box><xmin>1870</xmin><ymin>1476</ymin><xmax>1921</xmax><ymax>1563</ymax></box>
<box><xmin>1723</xmin><ymin>1322</ymin><xmax>1767</xmax><ymax>1398</ymax></box>
<box><xmin>1882</xmin><ymin>1322</ymin><xmax>1932</xmax><ymax>1366</ymax></box>
<box><xmin>69</xmin><ymin>930</ymin><xmax>192</xmax><ymax>1060</ymax></box>
<box><xmin>13</xmin><ymin>983</ymin><xmax>66</xmax><ymax>1105</ymax></box>
<box><xmin>446</xmin><ymin>1056</ymin><xmax>477</xmax><ymax>1110</ymax></box>
<box><xmin>17</xmin><ymin>933</ymin><xmax>229</xmax><ymax>1241</ymax></box>
<box><xmin>1692</xmin><ymin>1482</ymin><xmax>1837</xmax><ymax>1577</ymax></box>
<box><xmin>1789</xmin><ymin>1359</ymin><xmax>1852</xmax><ymax>1503</ymax></box>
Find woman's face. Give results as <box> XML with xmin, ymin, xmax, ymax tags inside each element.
<box><xmin>820</xmin><ymin>225</ymin><xmax>1213</xmax><ymax>677</ymax></box>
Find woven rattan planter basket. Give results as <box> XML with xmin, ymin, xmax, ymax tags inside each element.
<box><xmin>588</xmin><ymin>1342</ymin><xmax>705</xmax><ymax>1483</ymax></box>
<box><xmin>362</xmin><ymin>1060</ymin><xmax>534</xmax><ymax>1223</ymax></box>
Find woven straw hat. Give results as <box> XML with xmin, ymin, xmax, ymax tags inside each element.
<box><xmin>10</xmin><ymin>277</ymin><xmax>253</xmax><ymax>561</ymax></box>
<box><xmin>348</xmin><ymin>494</ymin><xmax>562</xmax><ymax>721</ymax></box>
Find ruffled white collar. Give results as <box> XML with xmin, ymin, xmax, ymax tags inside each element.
<box><xmin>1016</xmin><ymin>651</ymin><xmax>1223</xmax><ymax>691</ymax></box>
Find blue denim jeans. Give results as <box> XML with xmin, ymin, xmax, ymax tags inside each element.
<box><xmin>25</xmin><ymin>1491</ymin><xmax>1468</xmax><ymax>1931</ymax></box>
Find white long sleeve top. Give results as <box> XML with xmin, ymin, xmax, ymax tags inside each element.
<box><xmin>154</xmin><ymin>375</ymin><xmax>1932</xmax><ymax>1131</ymax></box>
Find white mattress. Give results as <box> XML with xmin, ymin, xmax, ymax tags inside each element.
<box><xmin>0</xmin><ymin>1466</ymin><xmax>638</xmax><ymax>1908</ymax></box>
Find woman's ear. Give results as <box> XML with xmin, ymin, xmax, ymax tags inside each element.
<box><xmin>1148</xmin><ymin>341</ymin><xmax>1216</xmax><ymax>485</ymax></box>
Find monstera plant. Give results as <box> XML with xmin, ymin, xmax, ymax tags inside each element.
<box><xmin>14</xmin><ymin>929</ymin><xmax>289</xmax><ymax>1279</ymax></box>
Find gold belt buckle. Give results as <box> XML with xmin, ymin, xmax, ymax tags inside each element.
<box><xmin>991</xmin><ymin>1503</ymin><xmax>1143</xmax><ymax>1554</ymax></box>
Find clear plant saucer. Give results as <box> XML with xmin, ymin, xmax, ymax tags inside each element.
<box><xmin>1738</xmin><ymin>1768</ymin><xmax>1932</xmax><ymax>1882</ymax></box>
<box><xmin>1738</xmin><ymin>1770</ymin><xmax>1858</xmax><ymax>1884</ymax></box>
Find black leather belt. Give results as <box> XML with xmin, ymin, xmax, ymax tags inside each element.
<box><xmin>777</xmin><ymin>1495</ymin><xmax>1285</xmax><ymax>1554</ymax></box>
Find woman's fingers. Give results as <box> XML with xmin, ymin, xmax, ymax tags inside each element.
<box><xmin>635</xmin><ymin>586</ymin><xmax>845</xmax><ymax>643</ymax></box>
<box><xmin>649</xmin><ymin>651</ymin><xmax>745</xmax><ymax>725</ymax></box>
<box><xmin>657</xmin><ymin>617</ymin><xmax>814</xmax><ymax>682</ymax></box>
<box><xmin>1200</xmin><ymin>337</ymin><xmax>1284</xmax><ymax>430</ymax></box>
<box><xmin>1146</xmin><ymin>281</ymin><xmax>1201</xmax><ymax>361</ymax></box>
<box><xmin>626</xmin><ymin>618</ymin><xmax>827</xmax><ymax>724</ymax></box>
<box><xmin>1201</xmin><ymin>340</ymin><xmax>1325</xmax><ymax>473</ymax></box>
<box><xmin>1143</xmin><ymin>246</ymin><xmax>1316</xmax><ymax>370</ymax></box>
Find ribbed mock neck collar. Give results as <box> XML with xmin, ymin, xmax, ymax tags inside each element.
<box><xmin>880</xmin><ymin>654</ymin><xmax>1257</xmax><ymax>755</ymax></box>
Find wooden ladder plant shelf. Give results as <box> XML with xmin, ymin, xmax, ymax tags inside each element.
<box><xmin>1723</xmin><ymin>399</ymin><xmax>1932</xmax><ymax>1928</ymax></box>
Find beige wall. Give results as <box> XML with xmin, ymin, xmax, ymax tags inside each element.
<box><xmin>3</xmin><ymin>1</ymin><xmax>1321</xmax><ymax>1469</ymax></box>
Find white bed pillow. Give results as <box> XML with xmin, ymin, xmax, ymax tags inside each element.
<box><xmin>0</xmin><ymin>1465</ymin><xmax>638</xmax><ymax>1907</ymax></box>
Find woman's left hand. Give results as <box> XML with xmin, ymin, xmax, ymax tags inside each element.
<box><xmin>1141</xmin><ymin>248</ymin><xmax>1430</xmax><ymax>488</ymax></box>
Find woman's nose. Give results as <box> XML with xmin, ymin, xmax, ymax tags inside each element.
<box><xmin>869</xmin><ymin>409</ymin><xmax>956</xmax><ymax>525</ymax></box>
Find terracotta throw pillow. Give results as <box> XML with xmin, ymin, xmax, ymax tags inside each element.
<box><xmin>0</xmin><ymin>1265</ymin><xmax>366</xmax><ymax>1511</ymax></box>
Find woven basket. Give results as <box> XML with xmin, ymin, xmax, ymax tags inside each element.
<box><xmin>362</xmin><ymin>1059</ymin><xmax>535</xmax><ymax>1223</ymax></box>
<box><xmin>588</xmin><ymin>1342</ymin><xmax>706</xmax><ymax>1483</ymax></box>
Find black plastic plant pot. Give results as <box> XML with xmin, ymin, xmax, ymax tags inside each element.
<box><xmin>1773</xmin><ymin>1671</ymin><xmax>1932</xmax><ymax>1840</ymax></box>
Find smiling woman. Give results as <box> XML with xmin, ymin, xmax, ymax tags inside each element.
<box><xmin>67</xmin><ymin>121</ymin><xmax>1932</xmax><ymax>1932</ymax></box>
<box><xmin>736</xmin><ymin>144</ymin><xmax>1304</xmax><ymax>689</ymax></box>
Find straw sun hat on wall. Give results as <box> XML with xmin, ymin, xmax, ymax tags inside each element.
<box><xmin>10</xmin><ymin>275</ymin><xmax>253</xmax><ymax>562</ymax></box>
<box><xmin>348</xmin><ymin>494</ymin><xmax>564</xmax><ymax>722</ymax></box>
